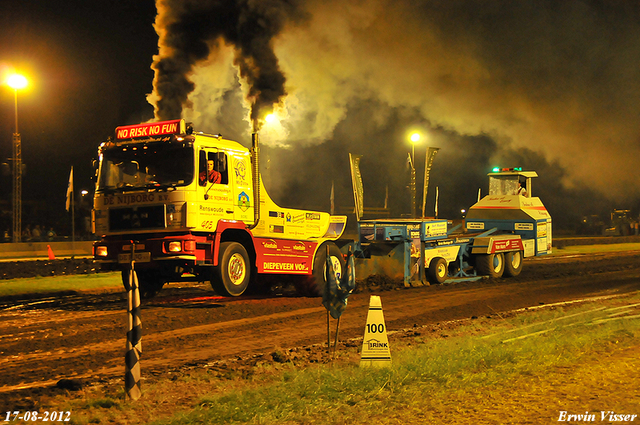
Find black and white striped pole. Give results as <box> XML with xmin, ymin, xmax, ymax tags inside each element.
<box><xmin>125</xmin><ymin>241</ymin><xmax>142</xmax><ymax>400</ymax></box>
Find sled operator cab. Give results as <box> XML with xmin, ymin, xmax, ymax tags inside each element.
<box><xmin>487</xmin><ymin>167</ymin><xmax>536</xmax><ymax>198</ymax></box>
<box><xmin>465</xmin><ymin>167</ymin><xmax>552</xmax><ymax>257</ymax></box>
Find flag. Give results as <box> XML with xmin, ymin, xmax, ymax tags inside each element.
<box><xmin>65</xmin><ymin>167</ymin><xmax>74</xmax><ymax>211</ymax></box>
<box><xmin>384</xmin><ymin>185</ymin><xmax>388</xmax><ymax>210</ymax></box>
<box><xmin>349</xmin><ymin>154</ymin><xmax>364</xmax><ymax>220</ymax></box>
<box><xmin>422</xmin><ymin>147</ymin><xmax>440</xmax><ymax>217</ymax></box>
<box><xmin>330</xmin><ymin>180</ymin><xmax>335</xmax><ymax>215</ymax></box>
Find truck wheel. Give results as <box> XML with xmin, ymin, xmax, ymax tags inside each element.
<box><xmin>121</xmin><ymin>269</ymin><xmax>165</xmax><ymax>299</ymax></box>
<box><xmin>294</xmin><ymin>242</ymin><xmax>345</xmax><ymax>297</ymax></box>
<box><xmin>475</xmin><ymin>253</ymin><xmax>505</xmax><ymax>278</ymax></box>
<box><xmin>504</xmin><ymin>250</ymin><xmax>524</xmax><ymax>277</ymax></box>
<box><xmin>427</xmin><ymin>257</ymin><xmax>448</xmax><ymax>284</ymax></box>
<box><xmin>212</xmin><ymin>242</ymin><xmax>250</xmax><ymax>296</ymax></box>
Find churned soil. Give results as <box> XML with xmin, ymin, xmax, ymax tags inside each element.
<box><xmin>1</xmin><ymin>246</ymin><xmax>640</xmax><ymax>415</ymax></box>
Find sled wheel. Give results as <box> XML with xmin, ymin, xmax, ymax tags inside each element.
<box><xmin>504</xmin><ymin>250</ymin><xmax>524</xmax><ymax>277</ymax></box>
<box><xmin>427</xmin><ymin>257</ymin><xmax>448</xmax><ymax>284</ymax></box>
<box><xmin>475</xmin><ymin>252</ymin><xmax>505</xmax><ymax>278</ymax></box>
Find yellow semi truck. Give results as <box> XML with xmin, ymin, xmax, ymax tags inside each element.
<box><xmin>93</xmin><ymin>119</ymin><xmax>347</xmax><ymax>298</ymax></box>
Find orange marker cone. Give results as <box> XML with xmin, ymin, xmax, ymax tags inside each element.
<box><xmin>47</xmin><ymin>245</ymin><xmax>56</xmax><ymax>260</ymax></box>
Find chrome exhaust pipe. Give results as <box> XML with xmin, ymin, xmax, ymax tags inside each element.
<box><xmin>248</xmin><ymin>132</ymin><xmax>260</xmax><ymax>229</ymax></box>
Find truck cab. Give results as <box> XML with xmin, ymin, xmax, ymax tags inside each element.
<box><xmin>93</xmin><ymin>119</ymin><xmax>347</xmax><ymax>298</ymax></box>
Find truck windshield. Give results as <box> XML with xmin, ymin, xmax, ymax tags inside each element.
<box><xmin>97</xmin><ymin>142</ymin><xmax>194</xmax><ymax>192</ymax></box>
<box><xmin>489</xmin><ymin>175</ymin><xmax>519</xmax><ymax>196</ymax></box>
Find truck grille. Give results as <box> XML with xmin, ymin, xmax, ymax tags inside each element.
<box><xmin>109</xmin><ymin>205</ymin><xmax>166</xmax><ymax>231</ymax></box>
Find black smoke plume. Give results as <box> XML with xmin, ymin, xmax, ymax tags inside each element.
<box><xmin>150</xmin><ymin>0</ymin><xmax>305</xmax><ymax>130</ymax></box>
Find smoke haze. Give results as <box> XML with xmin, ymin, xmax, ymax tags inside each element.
<box><xmin>150</xmin><ymin>0</ymin><xmax>640</xmax><ymax>227</ymax></box>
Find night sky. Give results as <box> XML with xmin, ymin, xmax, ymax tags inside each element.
<box><xmin>2</xmin><ymin>0</ymin><xmax>640</xmax><ymax>234</ymax></box>
<box><xmin>1</xmin><ymin>0</ymin><xmax>157</xmax><ymax>233</ymax></box>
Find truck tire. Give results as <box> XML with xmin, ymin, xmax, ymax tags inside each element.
<box><xmin>504</xmin><ymin>250</ymin><xmax>524</xmax><ymax>277</ymax></box>
<box><xmin>427</xmin><ymin>257</ymin><xmax>448</xmax><ymax>284</ymax></box>
<box><xmin>121</xmin><ymin>269</ymin><xmax>165</xmax><ymax>299</ymax></box>
<box><xmin>294</xmin><ymin>242</ymin><xmax>345</xmax><ymax>297</ymax></box>
<box><xmin>475</xmin><ymin>252</ymin><xmax>505</xmax><ymax>278</ymax></box>
<box><xmin>211</xmin><ymin>242</ymin><xmax>250</xmax><ymax>297</ymax></box>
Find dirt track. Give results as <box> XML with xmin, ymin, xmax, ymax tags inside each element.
<box><xmin>1</xmin><ymin>249</ymin><xmax>640</xmax><ymax>409</ymax></box>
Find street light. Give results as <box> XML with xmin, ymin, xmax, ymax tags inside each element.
<box><xmin>6</xmin><ymin>73</ymin><xmax>28</xmax><ymax>243</ymax></box>
<box><xmin>264</xmin><ymin>113</ymin><xmax>277</xmax><ymax>125</ymax></box>
<box><xmin>409</xmin><ymin>133</ymin><xmax>421</xmax><ymax>218</ymax></box>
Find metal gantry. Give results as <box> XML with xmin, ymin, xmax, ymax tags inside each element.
<box><xmin>12</xmin><ymin>81</ymin><xmax>22</xmax><ymax>243</ymax></box>
<box><xmin>13</xmin><ymin>132</ymin><xmax>22</xmax><ymax>243</ymax></box>
<box><xmin>7</xmin><ymin>74</ymin><xmax>27</xmax><ymax>243</ymax></box>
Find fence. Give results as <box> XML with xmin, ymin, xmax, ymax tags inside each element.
<box><xmin>0</xmin><ymin>241</ymin><xmax>94</xmax><ymax>261</ymax></box>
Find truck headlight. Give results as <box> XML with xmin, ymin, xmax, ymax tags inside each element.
<box><xmin>168</xmin><ymin>241</ymin><xmax>182</xmax><ymax>252</ymax></box>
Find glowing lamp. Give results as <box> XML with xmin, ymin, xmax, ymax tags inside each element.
<box><xmin>7</xmin><ymin>74</ymin><xmax>28</xmax><ymax>90</ymax></box>
<box><xmin>168</xmin><ymin>241</ymin><xmax>182</xmax><ymax>252</ymax></box>
<box><xmin>265</xmin><ymin>113</ymin><xmax>276</xmax><ymax>124</ymax></box>
<box><xmin>492</xmin><ymin>167</ymin><xmax>523</xmax><ymax>172</ymax></box>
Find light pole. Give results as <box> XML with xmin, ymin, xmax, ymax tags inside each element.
<box><xmin>7</xmin><ymin>74</ymin><xmax>28</xmax><ymax>243</ymax></box>
<box><xmin>409</xmin><ymin>132</ymin><xmax>420</xmax><ymax>218</ymax></box>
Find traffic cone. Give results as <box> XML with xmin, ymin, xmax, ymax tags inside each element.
<box><xmin>47</xmin><ymin>245</ymin><xmax>56</xmax><ymax>260</ymax></box>
<box><xmin>360</xmin><ymin>295</ymin><xmax>392</xmax><ymax>368</ymax></box>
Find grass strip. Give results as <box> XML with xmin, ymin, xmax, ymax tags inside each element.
<box><xmin>0</xmin><ymin>272</ymin><xmax>122</xmax><ymax>297</ymax></box>
<box><xmin>552</xmin><ymin>242</ymin><xmax>640</xmax><ymax>255</ymax></box>
<box><xmin>143</xmin><ymin>299</ymin><xmax>640</xmax><ymax>425</ymax></box>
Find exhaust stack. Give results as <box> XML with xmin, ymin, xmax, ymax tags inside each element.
<box><xmin>249</xmin><ymin>133</ymin><xmax>260</xmax><ymax>229</ymax></box>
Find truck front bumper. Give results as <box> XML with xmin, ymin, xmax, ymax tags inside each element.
<box><xmin>94</xmin><ymin>233</ymin><xmax>208</xmax><ymax>268</ymax></box>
